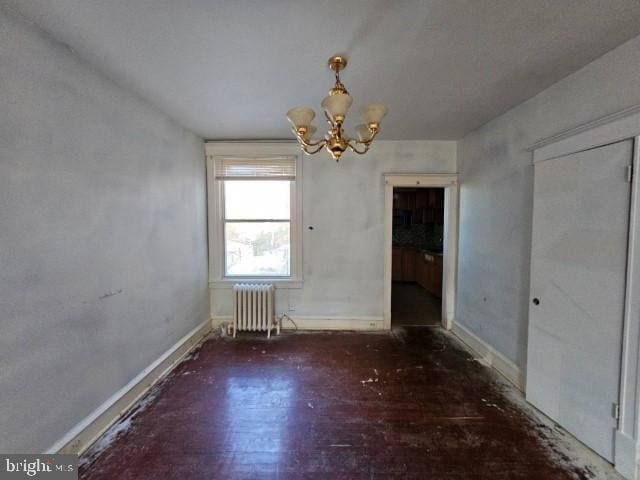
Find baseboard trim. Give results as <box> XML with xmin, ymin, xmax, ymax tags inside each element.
<box><xmin>451</xmin><ymin>322</ymin><xmax>525</xmax><ymax>391</ymax></box>
<box><xmin>46</xmin><ymin>318</ymin><xmax>212</xmax><ymax>455</ymax></box>
<box><xmin>211</xmin><ymin>315</ymin><xmax>385</xmax><ymax>331</ymax></box>
<box><xmin>284</xmin><ymin>316</ymin><xmax>385</xmax><ymax>331</ymax></box>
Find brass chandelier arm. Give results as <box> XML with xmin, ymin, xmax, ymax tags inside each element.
<box><xmin>300</xmin><ymin>141</ymin><xmax>327</xmax><ymax>155</ymax></box>
<box><xmin>347</xmin><ymin>127</ymin><xmax>380</xmax><ymax>155</ymax></box>
<box><xmin>347</xmin><ymin>140</ymin><xmax>370</xmax><ymax>155</ymax></box>
<box><xmin>292</xmin><ymin>127</ymin><xmax>324</xmax><ymax>148</ymax></box>
<box><xmin>296</xmin><ymin>135</ymin><xmax>325</xmax><ymax>148</ymax></box>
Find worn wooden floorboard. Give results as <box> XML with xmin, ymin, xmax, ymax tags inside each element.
<box><xmin>79</xmin><ymin>327</ymin><xmax>619</xmax><ymax>479</ymax></box>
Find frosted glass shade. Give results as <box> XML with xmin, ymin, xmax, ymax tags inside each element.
<box><xmin>321</xmin><ymin>93</ymin><xmax>353</xmax><ymax>122</ymax></box>
<box><xmin>287</xmin><ymin>107</ymin><xmax>315</xmax><ymax>129</ymax></box>
<box><xmin>361</xmin><ymin>104</ymin><xmax>388</xmax><ymax>124</ymax></box>
<box><xmin>302</xmin><ymin>125</ymin><xmax>317</xmax><ymax>141</ymax></box>
<box><xmin>355</xmin><ymin>124</ymin><xmax>373</xmax><ymax>142</ymax></box>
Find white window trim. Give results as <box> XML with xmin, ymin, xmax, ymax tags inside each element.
<box><xmin>206</xmin><ymin>142</ymin><xmax>303</xmax><ymax>289</ymax></box>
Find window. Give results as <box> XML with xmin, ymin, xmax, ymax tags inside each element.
<box><xmin>207</xmin><ymin>144</ymin><xmax>302</xmax><ymax>287</ymax></box>
<box><xmin>223</xmin><ymin>180</ymin><xmax>291</xmax><ymax>276</ymax></box>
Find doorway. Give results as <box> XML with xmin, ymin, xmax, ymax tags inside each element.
<box><xmin>383</xmin><ymin>174</ymin><xmax>459</xmax><ymax>330</ymax></box>
<box><xmin>391</xmin><ymin>187</ymin><xmax>444</xmax><ymax>326</ymax></box>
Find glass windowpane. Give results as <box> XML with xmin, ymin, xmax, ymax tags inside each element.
<box><xmin>225</xmin><ymin>222</ymin><xmax>290</xmax><ymax>276</ymax></box>
<box><xmin>224</xmin><ymin>180</ymin><xmax>290</xmax><ymax>220</ymax></box>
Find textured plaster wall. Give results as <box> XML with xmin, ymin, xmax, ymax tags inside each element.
<box><xmin>0</xmin><ymin>8</ymin><xmax>208</xmax><ymax>452</ymax></box>
<box><xmin>457</xmin><ymin>34</ymin><xmax>640</xmax><ymax>369</ymax></box>
<box><xmin>210</xmin><ymin>140</ymin><xmax>457</xmax><ymax>320</ymax></box>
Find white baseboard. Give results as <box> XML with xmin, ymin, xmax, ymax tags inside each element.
<box><xmin>283</xmin><ymin>316</ymin><xmax>384</xmax><ymax>331</ymax></box>
<box><xmin>46</xmin><ymin>318</ymin><xmax>212</xmax><ymax>455</ymax></box>
<box><xmin>451</xmin><ymin>322</ymin><xmax>525</xmax><ymax>391</ymax></box>
<box><xmin>211</xmin><ymin>315</ymin><xmax>385</xmax><ymax>331</ymax></box>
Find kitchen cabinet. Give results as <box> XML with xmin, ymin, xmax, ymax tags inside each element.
<box><xmin>428</xmin><ymin>189</ymin><xmax>436</xmax><ymax>207</ymax></box>
<box><xmin>392</xmin><ymin>248</ymin><xmax>402</xmax><ymax>281</ymax></box>
<box><xmin>416</xmin><ymin>256</ymin><xmax>425</xmax><ymax>288</ymax></box>
<box><xmin>415</xmin><ymin>190</ymin><xmax>428</xmax><ymax>208</ymax></box>
<box><xmin>415</xmin><ymin>252</ymin><xmax>443</xmax><ymax>298</ymax></box>
<box><xmin>407</xmin><ymin>194</ymin><xmax>416</xmax><ymax>211</ymax></box>
<box><xmin>395</xmin><ymin>193</ymin><xmax>409</xmax><ymax>210</ymax></box>
<box><xmin>393</xmin><ymin>247</ymin><xmax>417</xmax><ymax>282</ymax></box>
<box><xmin>393</xmin><ymin>247</ymin><xmax>443</xmax><ymax>296</ymax></box>
<box><xmin>395</xmin><ymin>191</ymin><xmax>416</xmax><ymax>211</ymax></box>
<box><xmin>401</xmin><ymin>248</ymin><xmax>416</xmax><ymax>282</ymax></box>
<box><xmin>430</xmin><ymin>255</ymin><xmax>443</xmax><ymax>297</ymax></box>
<box><xmin>394</xmin><ymin>189</ymin><xmax>444</xmax><ymax>226</ymax></box>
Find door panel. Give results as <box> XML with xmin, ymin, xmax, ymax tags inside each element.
<box><xmin>527</xmin><ymin>140</ymin><xmax>632</xmax><ymax>462</ymax></box>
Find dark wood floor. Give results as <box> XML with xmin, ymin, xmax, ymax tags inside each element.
<box><xmin>80</xmin><ymin>328</ymin><xmax>614</xmax><ymax>479</ymax></box>
<box><xmin>392</xmin><ymin>282</ymin><xmax>441</xmax><ymax>326</ymax></box>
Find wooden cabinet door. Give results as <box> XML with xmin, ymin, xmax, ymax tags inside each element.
<box><xmin>426</xmin><ymin>260</ymin><xmax>435</xmax><ymax>295</ymax></box>
<box><xmin>407</xmin><ymin>192</ymin><xmax>416</xmax><ymax>211</ymax></box>
<box><xmin>398</xmin><ymin>193</ymin><xmax>409</xmax><ymax>210</ymax></box>
<box><xmin>428</xmin><ymin>189</ymin><xmax>436</xmax><ymax>207</ymax></box>
<box><xmin>432</xmin><ymin>257</ymin><xmax>443</xmax><ymax>298</ymax></box>
<box><xmin>417</xmin><ymin>261</ymin><xmax>423</xmax><ymax>289</ymax></box>
<box><xmin>392</xmin><ymin>249</ymin><xmax>402</xmax><ymax>281</ymax></box>
<box><xmin>415</xmin><ymin>256</ymin><xmax>423</xmax><ymax>287</ymax></box>
<box><xmin>417</xmin><ymin>255</ymin><xmax>428</xmax><ymax>290</ymax></box>
<box><xmin>435</xmin><ymin>189</ymin><xmax>444</xmax><ymax>208</ymax></box>
<box><xmin>401</xmin><ymin>249</ymin><xmax>416</xmax><ymax>282</ymax></box>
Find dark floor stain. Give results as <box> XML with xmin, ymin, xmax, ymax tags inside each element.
<box><xmin>79</xmin><ymin>327</ymin><xmax>617</xmax><ymax>479</ymax></box>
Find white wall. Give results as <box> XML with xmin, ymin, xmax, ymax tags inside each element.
<box><xmin>210</xmin><ymin>140</ymin><xmax>457</xmax><ymax>324</ymax></box>
<box><xmin>0</xmin><ymin>8</ymin><xmax>209</xmax><ymax>452</ymax></box>
<box><xmin>457</xmin><ymin>33</ymin><xmax>640</xmax><ymax>369</ymax></box>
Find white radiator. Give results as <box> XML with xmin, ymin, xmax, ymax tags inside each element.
<box><xmin>231</xmin><ymin>284</ymin><xmax>279</xmax><ymax>338</ymax></box>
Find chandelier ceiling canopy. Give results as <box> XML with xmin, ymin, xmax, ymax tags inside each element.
<box><xmin>287</xmin><ymin>55</ymin><xmax>388</xmax><ymax>162</ymax></box>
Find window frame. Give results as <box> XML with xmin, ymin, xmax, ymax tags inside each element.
<box><xmin>206</xmin><ymin>142</ymin><xmax>303</xmax><ymax>289</ymax></box>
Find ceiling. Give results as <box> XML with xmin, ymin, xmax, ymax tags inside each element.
<box><xmin>5</xmin><ymin>0</ymin><xmax>640</xmax><ymax>140</ymax></box>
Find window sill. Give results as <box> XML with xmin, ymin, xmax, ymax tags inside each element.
<box><xmin>209</xmin><ymin>279</ymin><xmax>303</xmax><ymax>289</ymax></box>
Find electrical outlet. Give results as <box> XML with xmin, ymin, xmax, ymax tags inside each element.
<box><xmin>288</xmin><ymin>305</ymin><xmax>296</xmax><ymax>312</ymax></box>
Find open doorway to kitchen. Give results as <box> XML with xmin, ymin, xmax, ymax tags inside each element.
<box><xmin>383</xmin><ymin>174</ymin><xmax>459</xmax><ymax>330</ymax></box>
<box><xmin>391</xmin><ymin>188</ymin><xmax>444</xmax><ymax>326</ymax></box>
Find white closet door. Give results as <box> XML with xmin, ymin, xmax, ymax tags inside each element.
<box><xmin>527</xmin><ymin>139</ymin><xmax>632</xmax><ymax>461</ymax></box>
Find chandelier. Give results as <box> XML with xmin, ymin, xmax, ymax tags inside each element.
<box><xmin>286</xmin><ymin>55</ymin><xmax>388</xmax><ymax>161</ymax></box>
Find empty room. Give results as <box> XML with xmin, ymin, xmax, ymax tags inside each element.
<box><xmin>3</xmin><ymin>1</ymin><xmax>640</xmax><ymax>479</ymax></box>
